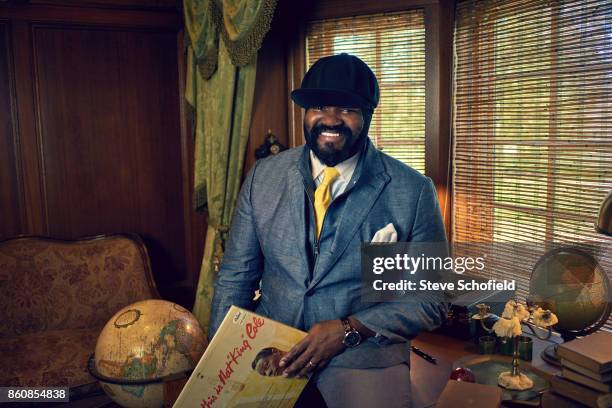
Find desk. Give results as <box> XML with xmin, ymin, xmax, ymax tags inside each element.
<box><xmin>410</xmin><ymin>332</ymin><xmax>562</xmax><ymax>408</ymax></box>
<box><xmin>63</xmin><ymin>332</ymin><xmax>561</xmax><ymax>407</ymax></box>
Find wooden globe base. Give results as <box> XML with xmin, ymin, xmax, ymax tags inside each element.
<box><xmin>540</xmin><ymin>344</ymin><xmax>562</xmax><ymax>367</ymax></box>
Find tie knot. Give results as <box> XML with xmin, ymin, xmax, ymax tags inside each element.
<box><xmin>322</xmin><ymin>167</ymin><xmax>340</xmax><ymax>185</ymax></box>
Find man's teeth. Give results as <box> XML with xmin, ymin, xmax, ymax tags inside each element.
<box><xmin>321</xmin><ymin>131</ymin><xmax>340</xmax><ymax>137</ymax></box>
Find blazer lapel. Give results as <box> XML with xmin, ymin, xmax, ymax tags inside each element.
<box><xmin>287</xmin><ymin>147</ymin><xmax>313</xmax><ymax>282</ymax></box>
<box><xmin>308</xmin><ymin>142</ymin><xmax>390</xmax><ymax>291</ymax></box>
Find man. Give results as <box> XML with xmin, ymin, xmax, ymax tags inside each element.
<box><xmin>251</xmin><ymin>347</ymin><xmax>287</xmax><ymax>377</ymax></box>
<box><xmin>209</xmin><ymin>53</ymin><xmax>448</xmax><ymax>407</ymax></box>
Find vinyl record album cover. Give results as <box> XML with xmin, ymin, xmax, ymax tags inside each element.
<box><xmin>173</xmin><ymin>306</ymin><xmax>308</xmax><ymax>408</ymax></box>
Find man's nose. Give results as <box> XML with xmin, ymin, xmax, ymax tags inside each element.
<box><xmin>319</xmin><ymin>108</ymin><xmax>343</xmax><ymax>127</ymax></box>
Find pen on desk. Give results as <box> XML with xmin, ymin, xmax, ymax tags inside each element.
<box><xmin>411</xmin><ymin>345</ymin><xmax>437</xmax><ymax>365</ymax></box>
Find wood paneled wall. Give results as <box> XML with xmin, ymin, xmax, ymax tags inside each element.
<box><xmin>244</xmin><ymin>22</ymin><xmax>288</xmax><ymax>174</ymax></box>
<box><xmin>0</xmin><ymin>22</ymin><xmax>21</xmax><ymax>239</ymax></box>
<box><xmin>0</xmin><ymin>1</ymin><xmax>205</xmax><ymax>308</ymax></box>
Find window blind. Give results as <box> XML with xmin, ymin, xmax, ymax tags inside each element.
<box><xmin>453</xmin><ymin>0</ymin><xmax>611</xmax><ymax>329</ymax></box>
<box><xmin>306</xmin><ymin>10</ymin><xmax>426</xmax><ymax>173</ymax></box>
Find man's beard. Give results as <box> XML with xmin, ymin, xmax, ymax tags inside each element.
<box><xmin>304</xmin><ymin>123</ymin><xmax>364</xmax><ymax>167</ymax></box>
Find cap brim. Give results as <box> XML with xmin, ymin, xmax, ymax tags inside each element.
<box><xmin>290</xmin><ymin>88</ymin><xmax>373</xmax><ymax>110</ymax></box>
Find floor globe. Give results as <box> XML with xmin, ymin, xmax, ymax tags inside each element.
<box><xmin>91</xmin><ymin>299</ymin><xmax>207</xmax><ymax>408</ymax></box>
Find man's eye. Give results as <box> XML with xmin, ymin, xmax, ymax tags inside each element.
<box><xmin>341</xmin><ymin>108</ymin><xmax>359</xmax><ymax>114</ymax></box>
<box><xmin>312</xmin><ymin>106</ymin><xmax>323</xmax><ymax>111</ymax></box>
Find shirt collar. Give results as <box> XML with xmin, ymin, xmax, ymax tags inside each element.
<box><xmin>309</xmin><ymin>150</ymin><xmax>360</xmax><ymax>183</ymax></box>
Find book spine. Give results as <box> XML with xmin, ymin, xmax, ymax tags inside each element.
<box><xmin>558</xmin><ymin>348</ymin><xmax>600</xmax><ymax>374</ymax></box>
<box><xmin>551</xmin><ymin>376</ymin><xmax>600</xmax><ymax>408</ymax></box>
<box><xmin>561</xmin><ymin>360</ymin><xmax>612</xmax><ymax>383</ymax></box>
<box><xmin>542</xmin><ymin>392</ymin><xmax>590</xmax><ymax>408</ymax></box>
<box><xmin>563</xmin><ymin>369</ymin><xmax>612</xmax><ymax>393</ymax></box>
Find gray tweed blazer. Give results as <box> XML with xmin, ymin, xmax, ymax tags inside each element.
<box><xmin>209</xmin><ymin>140</ymin><xmax>448</xmax><ymax>369</ymax></box>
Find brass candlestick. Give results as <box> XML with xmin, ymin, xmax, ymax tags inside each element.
<box><xmin>472</xmin><ymin>300</ymin><xmax>557</xmax><ymax>390</ymax></box>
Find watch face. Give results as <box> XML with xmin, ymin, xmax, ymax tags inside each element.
<box><xmin>343</xmin><ymin>330</ymin><xmax>361</xmax><ymax>348</ymax></box>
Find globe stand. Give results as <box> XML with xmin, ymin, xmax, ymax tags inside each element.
<box><xmin>88</xmin><ymin>355</ymin><xmax>192</xmax><ymax>406</ymax></box>
<box><xmin>540</xmin><ymin>320</ymin><xmax>609</xmax><ymax>367</ymax></box>
<box><xmin>540</xmin><ymin>328</ymin><xmax>579</xmax><ymax>367</ymax></box>
<box><xmin>541</xmin><ymin>344</ymin><xmax>561</xmax><ymax>367</ymax></box>
<box><xmin>87</xmin><ymin>354</ymin><xmax>193</xmax><ymax>385</ymax></box>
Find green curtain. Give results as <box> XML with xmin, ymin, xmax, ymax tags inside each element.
<box><xmin>184</xmin><ymin>0</ymin><xmax>277</xmax><ymax>334</ymax></box>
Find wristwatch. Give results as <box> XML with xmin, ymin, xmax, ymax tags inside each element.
<box><xmin>341</xmin><ymin>318</ymin><xmax>362</xmax><ymax>348</ymax></box>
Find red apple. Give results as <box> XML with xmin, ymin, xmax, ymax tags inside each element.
<box><xmin>449</xmin><ymin>367</ymin><xmax>476</xmax><ymax>382</ymax></box>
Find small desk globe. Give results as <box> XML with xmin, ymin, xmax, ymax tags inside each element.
<box><xmin>92</xmin><ymin>299</ymin><xmax>207</xmax><ymax>408</ymax></box>
<box><xmin>529</xmin><ymin>247</ymin><xmax>611</xmax><ymax>364</ymax></box>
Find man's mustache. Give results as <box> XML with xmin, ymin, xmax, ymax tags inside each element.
<box><xmin>311</xmin><ymin>124</ymin><xmax>352</xmax><ymax>138</ymax></box>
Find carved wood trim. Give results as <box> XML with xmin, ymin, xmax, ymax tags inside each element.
<box><xmin>0</xmin><ymin>4</ymin><xmax>181</xmax><ymax>28</ymax></box>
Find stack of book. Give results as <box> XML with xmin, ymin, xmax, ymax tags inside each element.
<box><xmin>544</xmin><ymin>331</ymin><xmax>612</xmax><ymax>408</ymax></box>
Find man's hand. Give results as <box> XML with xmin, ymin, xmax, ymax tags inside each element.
<box><xmin>279</xmin><ymin>319</ymin><xmax>345</xmax><ymax>378</ymax></box>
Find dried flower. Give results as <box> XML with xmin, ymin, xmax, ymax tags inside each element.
<box><xmin>515</xmin><ymin>303</ymin><xmax>530</xmax><ymax>321</ymax></box>
<box><xmin>493</xmin><ymin>316</ymin><xmax>522</xmax><ymax>338</ymax></box>
<box><xmin>501</xmin><ymin>300</ymin><xmax>530</xmax><ymax>321</ymax></box>
<box><xmin>532</xmin><ymin>307</ymin><xmax>558</xmax><ymax>327</ymax></box>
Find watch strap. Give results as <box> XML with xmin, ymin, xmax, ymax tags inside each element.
<box><xmin>341</xmin><ymin>318</ymin><xmax>353</xmax><ymax>334</ymax></box>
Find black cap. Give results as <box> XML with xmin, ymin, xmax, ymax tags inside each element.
<box><xmin>291</xmin><ymin>53</ymin><xmax>379</xmax><ymax>111</ymax></box>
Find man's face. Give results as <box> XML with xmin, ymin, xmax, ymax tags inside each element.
<box><xmin>304</xmin><ymin>106</ymin><xmax>365</xmax><ymax>166</ymax></box>
<box><xmin>254</xmin><ymin>349</ymin><xmax>284</xmax><ymax>376</ymax></box>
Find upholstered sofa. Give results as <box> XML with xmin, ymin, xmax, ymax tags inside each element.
<box><xmin>0</xmin><ymin>234</ymin><xmax>159</xmax><ymax>391</ymax></box>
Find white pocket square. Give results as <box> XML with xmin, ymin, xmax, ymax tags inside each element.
<box><xmin>371</xmin><ymin>223</ymin><xmax>397</xmax><ymax>243</ymax></box>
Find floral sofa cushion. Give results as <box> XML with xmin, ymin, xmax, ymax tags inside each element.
<box><xmin>0</xmin><ymin>327</ymin><xmax>101</xmax><ymax>387</ymax></box>
<box><xmin>0</xmin><ymin>234</ymin><xmax>159</xmax><ymax>388</ymax></box>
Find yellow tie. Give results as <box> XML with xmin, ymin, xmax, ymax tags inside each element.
<box><xmin>314</xmin><ymin>167</ymin><xmax>340</xmax><ymax>239</ymax></box>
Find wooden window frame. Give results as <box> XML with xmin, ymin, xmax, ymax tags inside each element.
<box><xmin>286</xmin><ymin>0</ymin><xmax>455</xmax><ymax>237</ymax></box>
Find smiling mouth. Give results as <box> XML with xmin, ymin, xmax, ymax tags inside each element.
<box><xmin>318</xmin><ymin>131</ymin><xmax>345</xmax><ymax>144</ymax></box>
<box><xmin>320</xmin><ymin>131</ymin><xmax>341</xmax><ymax>138</ymax></box>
